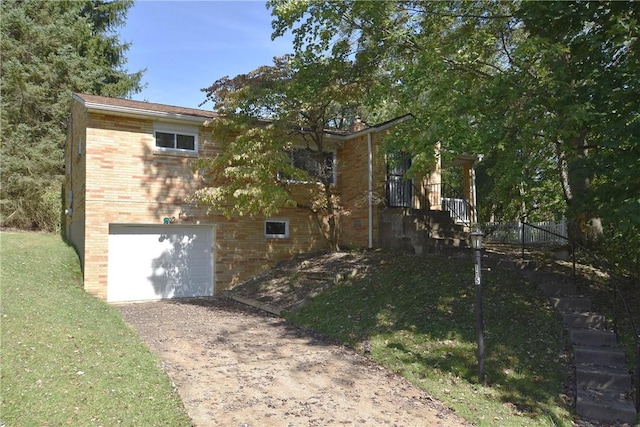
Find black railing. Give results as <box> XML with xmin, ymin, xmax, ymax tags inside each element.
<box><xmin>386</xmin><ymin>178</ymin><xmax>413</xmax><ymax>208</ymax></box>
<box><xmin>385</xmin><ymin>180</ymin><xmax>474</xmax><ymax>226</ymax></box>
<box><xmin>423</xmin><ymin>182</ymin><xmax>473</xmax><ymax>225</ymax></box>
<box><xmin>521</xmin><ymin>220</ymin><xmax>640</xmax><ymax>412</ymax></box>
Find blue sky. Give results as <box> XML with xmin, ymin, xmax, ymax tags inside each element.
<box><xmin>119</xmin><ymin>1</ymin><xmax>294</xmax><ymax>110</ymax></box>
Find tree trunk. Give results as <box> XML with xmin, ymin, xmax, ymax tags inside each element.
<box><xmin>555</xmin><ymin>135</ymin><xmax>603</xmax><ymax>244</ymax></box>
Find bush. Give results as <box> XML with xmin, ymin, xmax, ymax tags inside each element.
<box><xmin>0</xmin><ymin>182</ymin><xmax>62</xmax><ymax>232</ymax></box>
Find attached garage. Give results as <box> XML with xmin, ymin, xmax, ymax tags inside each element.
<box><xmin>107</xmin><ymin>225</ymin><xmax>214</xmax><ymax>302</ymax></box>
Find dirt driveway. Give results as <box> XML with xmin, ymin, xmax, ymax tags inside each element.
<box><xmin>117</xmin><ymin>298</ymin><xmax>471</xmax><ymax>426</ymax></box>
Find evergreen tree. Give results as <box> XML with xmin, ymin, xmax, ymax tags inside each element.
<box><xmin>1</xmin><ymin>0</ymin><xmax>143</xmax><ymax>231</ymax></box>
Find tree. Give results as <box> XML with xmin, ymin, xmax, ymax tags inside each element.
<box><xmin>0</xmin><ymin>0</ymin><xmax>142</xmax><ymax>231</ymax></box>
<box><xmin>269</xmin><ymin>0</ymin><xmax>639</xmax><ymax>244</ymax></box>
<box><xmin>191</xmin><ymin>55</ymin><xmax>369</xmax><ymax>252</ymax></box>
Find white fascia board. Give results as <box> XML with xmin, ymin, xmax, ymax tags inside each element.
<box><xmin>74</xmin><ymin>95</ymin><xmax>212</xmax><ymax>124</ymax></box>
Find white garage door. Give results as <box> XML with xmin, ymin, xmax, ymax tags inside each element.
<box><xmin>107</xmin><ymin>225</ymin><xmax>214</xmax><ymax>302</ymax></box>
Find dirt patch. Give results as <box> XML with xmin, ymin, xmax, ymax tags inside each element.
<box><xmin>117</xmin><ymin>276</ymin><xmax>473</xmax><ymax>426</ymax></box>
<box><xmin>229</xmin><ymin>250</ymin><xmax>386</xmax><ymax>312</ymax></box>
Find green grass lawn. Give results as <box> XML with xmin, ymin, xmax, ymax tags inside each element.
<box><xmin>285</xmin><ymin>251</ymin><xmax>574</xmax><ymax>426</ymax></box>
<box><xmin>0</xmin><ymin>232</ymin><xmax>191</xmax><ymax>426</ymax></box>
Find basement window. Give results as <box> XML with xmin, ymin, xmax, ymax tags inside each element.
<box><xmin>265</xmin><ymin>219</ymin><xmax>289</xmax><ymax>239</ymax></box>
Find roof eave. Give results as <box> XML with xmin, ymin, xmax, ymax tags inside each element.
<box><xmin>341</xmin><ymin>113</ymin><xmax>414</xmax><ymax>140</ymax></box>
<box><xmin>73</xmin><ymin>93</ymin><xmax>214</xmax><ymax>124</ymax></box>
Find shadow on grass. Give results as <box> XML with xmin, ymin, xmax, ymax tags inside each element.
<box><xmin>285</xmin><ymin>252</ymin><xmax>571</xmax><ymax>425</ymax></box>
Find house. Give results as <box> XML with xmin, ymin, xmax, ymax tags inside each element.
<box><xmin>65</xmin><ymin>93</ymin><xmax>474</xmax><ymax>302</ymax></box>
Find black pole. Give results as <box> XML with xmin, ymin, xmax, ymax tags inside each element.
<box><xmin>572</xmin><ymin>241</ymin><xmax>577</xmax><ymax>287</ymax></box>
<box><xmin>636</xmin><ymin>337</ymin><xmax>640</xmax><ymax>412</ymax></box>
<box><xmin>474</xmin><ymin>243</ymin><xmax>485</xmax><ymax>385</ymax></box>
<box><xmin>520</xmin><ymin>219</ymin><xmax>525</xmax><ymax>259</ymax></box>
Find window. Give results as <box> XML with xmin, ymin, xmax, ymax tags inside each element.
<box><xmin>285</xmin><ymin>148</ymin><xmax>336</xmax><ymax>184</ymax></box>
<box><xmin>155</xmin><ymin>131</ymin><xmax>196</xmax><ymax>151</ymax></box>
<box><xmin>265</xmin><ymin>219</ymin><xmax>289</xmax><ymax>239</ymax></box>
<box><xmin>153</xmin><ymin>123</ymin><xmax>198</xmax><ymax>153</ymax></box>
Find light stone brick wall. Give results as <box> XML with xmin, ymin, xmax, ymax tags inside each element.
<box><xmin>338</xmin><ymin>132</ymin><xmax>391</xmax><ymax>249</ymax></box>
<box><xmin>68</xmin><ymin>100</ymin><xmax>367</xmax><ymax>300</ymax></box>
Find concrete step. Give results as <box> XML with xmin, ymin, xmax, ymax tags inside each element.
<box><xmin>569</xmin><ymin>329</ymin><xmax>618</xmax><ymax>347</ymax></box>
<box><xmin>576</xmin><ymin>387</ymin><xmax>637</xmax><ymax>424</ymax></box>
<box><xmin>536</xmin><ymin>281</ymin><xmax>577</xmax><ymax>297</ymax></box>
<box><xmin>574</xmin><ymin>346</ymin><xmax>627</xmax><ymax>367</ymax></box>
<box><xmin>427</xmin><ymin>237</ymin><xmax>467</xmax><ymax>248</ymax></box>
<box><xmin>425</xmin><ymin>226</ymin><xmax>466</xmax><ymax>237</ymax></box>
<box><xmin>524</xmin><ymin>270</ymin><xmax>568</xmax><ymax>284</ymax></box>
<box><xmin>550</xmin><ymin>296</ymin><xmax>592</xmax><ymax>313</ymax></box>
<box><xmin>428</xmin><ymin>225</ymin><xmax>466</xmax><ymax>237</ymax></box>
<box><xmin>563</xmin><ymin>313</ymin><xmax>607</xmax><ymax>330</ymax></box>
<box><xmin>576</xmin><ymin>364</ymin><xmax>632</xmax><ymax>392</ymax></box>
<box><xmin>514</xmin><ymin>259</ymin><xmax>538</xmax><ymax>270</ymax></box>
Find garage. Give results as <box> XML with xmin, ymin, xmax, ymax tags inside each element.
<box><xmin>107</xmin><ymin>225</ymin><xmax>214</xmax><ymax>302</ymax></box>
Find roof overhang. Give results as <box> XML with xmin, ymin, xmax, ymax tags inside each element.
<box><xmin>341</xmin><ymin>113</ymin><xmax>415</xmax><ymax>141</ymax></box>
<box><xmin>73</xmin><ymin>93</ymin><xmax>216</xmax><ymax>124</ymax></box>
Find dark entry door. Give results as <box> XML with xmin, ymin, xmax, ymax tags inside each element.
<box><xmin>386</xmin><ymin>154</ymin><xmax>412</xmax><ymax>208</ymax></box>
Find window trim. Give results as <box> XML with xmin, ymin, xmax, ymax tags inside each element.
<box><xmin>264</xmin><ymin>219</ymin><xmax>289</xmax><ymax>239</ymax></box>
<box><xmin>153</xmin><ymin>123</ymin><xmax>198</xmax><ymax>154</ymax></box>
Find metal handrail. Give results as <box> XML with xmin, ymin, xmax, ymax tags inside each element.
<box><xmin>521</xmin><ymin>220</ymin><xmax>640</xmax><ymax>412</ymax></box>
<box><xmin>422</xmin><ymin>182</ymin><xmax>473</xmax><ymax>225</ymax></box>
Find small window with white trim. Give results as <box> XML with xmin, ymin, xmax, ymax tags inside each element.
<box><xmin>265</xmin><ymin>219</ymin><xmax>289</xmax><ymax>239</ymax></box>
<box><xmin>153</xmin><ymin>123</ymin><xmax>198</xmax><ymax>153</ymax></box>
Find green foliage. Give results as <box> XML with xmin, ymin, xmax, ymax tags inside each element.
<box><xmin>193</xmin><ymin>55</ymin><xmax>370</xmax><ymax>251</ymax></box>
<box><xmin>285</xmin><ymin>253</ymin><xmax>572</xmax><ymax>426</ymax></box>
<box><xmin>192</xmin><ymin>117</ymin><xmax>299</xmax><ymax>219</ymax></box>
<box><xmin>269</xmin><ymin>1</ymin><xmax>639</xmax><ymax>238</ymax></box>
<box><xmin>0</xmin><ymin>232</ymin><xmax>190</xmax><ymax>425</ymax></box>
<box><xmin>0</xmin><ymin>0</ymin><xmax>143</xmax><ymax>231</ymax></box>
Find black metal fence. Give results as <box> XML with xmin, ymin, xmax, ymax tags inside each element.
<box><xmin>520</xmin><ymin>221</ymin><xmax>639</xmax><ymax>413</ymax></box>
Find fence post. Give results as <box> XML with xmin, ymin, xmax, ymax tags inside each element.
<box><xmin>572</xmin><ymin>241</ymin><xmax>577</xmax><ymax>287</ymax></box>
<box><xmin>520</xmin><ymin>219</ymin><xmax>525</xmax><ymax>259</ymax></box>
<box><xmin>613</xmin><ymin>281</ymin><xmax>618</xmax><ymax>336</ymax></box>
<box><xmin>636</xmin><ymin>337</ymin><xmax>640</xmax><ymax>412</ymax></box>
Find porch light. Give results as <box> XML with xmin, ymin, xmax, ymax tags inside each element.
<box><xmin>470</xmin><ymin>229</ymin><xmax>483</xmax><ymax>250</ymax></box>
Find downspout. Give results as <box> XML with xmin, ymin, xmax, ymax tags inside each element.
<box><xmin>368</xmin><ymin>132</ymin><xmax>373</xmax><ymax>249</ymax></box>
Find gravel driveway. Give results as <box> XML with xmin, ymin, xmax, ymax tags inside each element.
<box><xmin>117</xmin><ymin>298</ymin><xmax>471</xmax><ymax>427</ymax></box>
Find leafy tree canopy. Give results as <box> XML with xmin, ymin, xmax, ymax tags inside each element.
<box><xmin>269</xmin><ymin>1</ymin><xmax>639</xmax><ymax>239</ymax></box>
<box><xmin>1</xmin><ymin>0</ymin><xmax>143</xmax><ymax>231</ymax></box>
<box><xmin>192</xmin><ymin>54</ymin><xmax>370</xmax><ymax>251</ymax></box>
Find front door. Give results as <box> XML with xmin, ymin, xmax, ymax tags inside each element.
<box><xmin>386</xmin><ymin>154</ymin><xmax>412</xmax><ymax>208</ymax></box>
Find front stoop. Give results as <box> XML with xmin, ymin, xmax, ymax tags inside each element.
<box><xmin>508</xmin><ymin>259</ymin><xmax>637</xmax><ymax>424</ymax></box>
<box><xmin>379</xmin><ymin>208</ymin><xmax>469</xmax><ymax>254</ymax></box>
